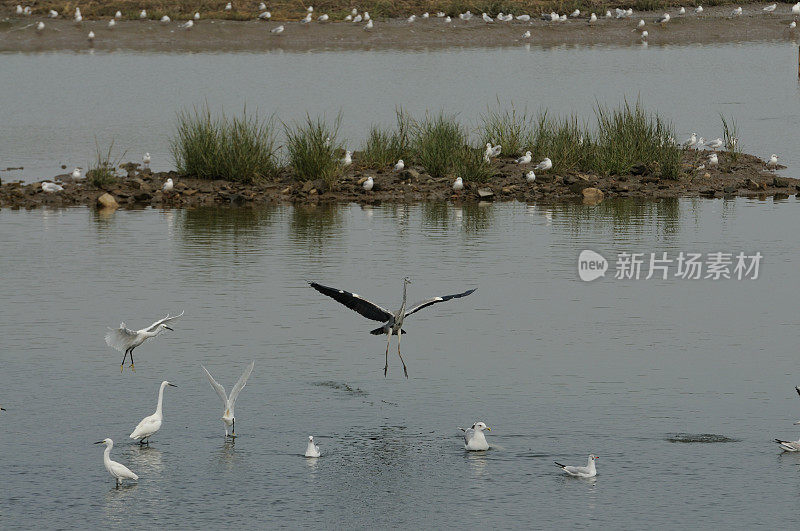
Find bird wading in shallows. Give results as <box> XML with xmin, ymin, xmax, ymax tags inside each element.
<box><xmin>308</xmin><ymin>277</ymin><xmax>476</xmax><ymax>378</ymax></box>
<box><xmin>202</xmin><ymin>361</ymin><xmax>255</xmax><ymax>438</ymax></box>
<box><xmin>105</xmin><ymin>311</ymin><xmax>184</xmax><ymax>371</ymax></box>
<box><xmin>130</xmin><ymin>380</ymin><xmax>177</xmax><ymax>444</ymax></box>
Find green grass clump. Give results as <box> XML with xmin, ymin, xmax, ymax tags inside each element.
<box><xmin>361</xmin><ymin>110</ymin><xmax>412</xmax><ymax>168</ymax></box>
<box><xmin>454</xmin><ymin>145</ymin><xmax>495</xmax><ymax>183</ymax></box>
<box><xmin>87</xmin><ymin>141</ymin><xmax>124</xmax><ymax>187</ymax></box>
<box><xmin>720</xmin><ymin>113</ymin><xmax>741</xmax><ymax>163</ymax></box>
<box><xmin>284</xmin><ymin>114</ymin><xmax>344</xmax><ymax>187</ymax></box>
<box><xmin>530</xmin><ymin>112</ymin><xmax>591</xmax><ymax>173</ymax></box>
<box><xmin>479</xmin><ymin>104</ymin><xmax>534</xmax><ymax>158</ymax></box>
<box><xmin>170</xmin><ymin>105</ymin><xmax>278</xmax><ymax>183</ymax></box>
<box><xmin>411</xmin><ymin>112</ymin><xmax>466</xmax><ymax>178</ymax></box>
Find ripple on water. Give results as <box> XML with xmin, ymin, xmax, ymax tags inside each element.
<box><xmin>313</xmin><ymin>381</ymin><xmax>367</xmax><ymax>395</ymax></box>
<box><xmin>666</xmin><ymin>433</ymin><xmax>741</xmax><ymax>444</ymax></box>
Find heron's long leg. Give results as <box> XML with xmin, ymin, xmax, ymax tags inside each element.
<box><xmin>384</xmin><ymin>330</ymin><xmax>393</xmax><ymax>377</ymax></box>
<box><xmin>129</xmin><ymin>347</ymin><xmax>135</xmax><ymax>370</ymax></box>
<box><xmin>232</xmin><ymin>419</ymin><xmax>235</xmax><ymax>437</ymax></box>
<box><xmin>121</xmin><ymin>349</ymin><xmax>129</xmax><ymax>370</ymax></box>
<box><xmin>397</xmin><ymin>330</ymin><xmax>408</xmax><ymax>378</ymax></box>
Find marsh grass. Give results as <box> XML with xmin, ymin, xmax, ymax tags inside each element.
<box><xmin>411</xmin><ymin>112</ymin><xmax>466</xmax><ymax>178</ymax></box>
<box><xmin>454</xmin><ymin>144</ymin><xmax>495</xmax><ymax>183</ymax></box>
<box><xmin>87</xmin><ymin>140</ymin><xmax>125</xmax><ymax>187</ymax></box>
<box><xmin>284</xmin><ymin>114</ymin><xmax>344</xmax><ymax>187</ymax></box>
<box><xmin>361</xmin><ymin>110</ymin><xmax>412</xmax><ymax>168</ymax></box>
<box><xmin>479</xmin><ymin>105</ymin><xmax>534</xmax><ymax>158</ymax></box>
<box><xmin>720</xmin><ymin>114</ymin><xmax>741</xmax><ymax>163</ymax></box>
<box><xmin>171</xmin><ymin>105</ymin><xmax>278</xmax><ymax>183</ymax></box>
<box><xmin>530</xmin><ymin>112</ymin><xmax>592</xmax><ymax>173</ymax></box>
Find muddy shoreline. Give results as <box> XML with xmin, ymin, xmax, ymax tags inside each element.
<box><xmin>2</xmin><ymin>4</ymin><xmax>799</xmax><ymax>52</ymax></box>
<box><xmin>2</xmin><ymin>150</ymin><xmax>797</xmax><ymax>210</ymax></box>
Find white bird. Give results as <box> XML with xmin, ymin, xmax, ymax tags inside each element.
<box><xmin>139</xmin><ymin>9</ymin><xmax>147</xmax><ymax>19</ymax></box>
<box><xmin>75</xmin><ymin>13</ymin><xmax>82</xmax><ymax>23</ymax></box>
<box><xmin>571</xmin><ymin>9</ymin><xmax>580</xmax><ymax>17</ymax></box>
<box><xmin>15</xmin><ymin>4</ymin><xmax>22</xmax><ymax>15</ymax></box>
<box><xmin>87</xmin><ymin>30</ymin><xmax>95</xmax><ymax>41</ymax></box>
<box><xmin>615</xmin><ymin>8</ymin><xmax>625</xmax><ymax>18</ymax></box>
<box><xmin>394</xmin><ymin>159</ymin><xmax>404</xmax><ymax>172</ymax></box>
<box><xmin>351</xmin><ymin>8</ymin><xmax>358</xmax><ymax>15</ymax></box>
<box><xmin>301</xmin><ymin>13</ymin><xmax>312</xmax><ymax>23</ymax></box>
<box><xmin>258</xmin><ymin>11</ymin><xmax>271</xmax><ymax>19</ymax></box>
<box><xmin>791</xmin><ymin>20</ymin><xmax>798</xmax><ymax>28</ymax></box>
<box><xmin>422</xmin><ymin>12</ymin><xmax>429</xmax><ymax>18</ymax></box>
<box><xmin>105</xmin><ymin>311</ymin><xmax>184</xmax><ymax>370</ymax></box>
<box><xmin>658</xmin><ymin>13</ymin><xmax>670</xmax><ymax>24</ymax></box>
<box><xmin>115</xmin><ymin>10</ymin><xmax>122</xmax><ymax>19</ymax></box>
<box><xmin>344</xmin><ymin>14</ymin><xmax>352</xmax><ymax>21</ymax></box>
<box><xmin>194</xmin><ymin>12</ymin><xmax>200</xmax><ymax>20</ymax></box>
<box><xmin>793</xmin><ymin>2</ymin><xmax>800</xmax><ymax>14</ymax></box>
<box><xmin>353</xmin><ymin>14</ymin><xmax>362</xmax><ymax>22</ymax></box>
<box><xmin>36</xmin><ymin>21</ymin><xmax>45</xmax><ymax>31</ymax></box>
<box><xmin>706</xmin><ymin>138</ymin><xmax>723</xmax><ymax>150</ymax></box>
<box><xmin>776</xmin><ymin>438</ymin><xmax>800</xmax><ymax>451</ymax></box>
<box><xmin>490</xmin><ymin>144</ymin><xmax>501</xmax><ymax>157</ymax></box>
<box><xmin>271</xmin><ymin>24</ymin><xmax>284</xmax><ymax>33</ymax></box>
<box><xmin>180</xmin><ymin>19</ymin><xmax>194</xmax><ymax>29</ymax></box>
<box><xmin>589</xmin><ymin>13</ymin><xmax>597</xmax><ymax>23</ymax></box>
<box><xmin>318</xmin><ymin>13</ymin><xmax>329</xmax><ymax>21</ymax></box>
<box><xmin>522</xmin><ymin>30</ymin><xmax>531</xmax><ymax>38</ymax></box>
<box><xmin>129</xmin><ymin>381</ymin><xmax>177</xmax><ymax>444</ymax></box>
<box><xmin>48</xmin><ymin>10</ymin><xmax>58</xmax><ymax>18</ymax></box>
<box><xmin>695</xmin><ymin>5</ymin><xmax>703</xmax><ymax>14</ymax></box>
<box><xmin>162</xmin><ymin>178</ymin><xmax>174</xmax><ymax>192</ymax></box>
<box><xmin>41</xmin><ymin>181</ymin><xmax>62</xmax><ymax>192</ymax></box>
<box><xmin>684</xmin><ymin>132</ymin><xmax>697</xmax><ymax>147</ymax></box>
<box><xmin>767</xmin><ymin>154</ymin><xmax>779</xmax><ymax>170</ymax></box>
<box><xmin>708</xmin><ymin>153</ymin><xmax>718</xmax><ymax>167</ymax></box>
<box><xmin>364</xmin><ymin>19</ymin><xmax>373</xmax><ymax>29</ymax></box>
<box><xmin>453</xmin><ymin>177</ymin><xmax>463</xmax><ymax>191</ymax></box>
<box><xmin>108</xmin><ymin>18</ymin><xmax>116</xmax><ymax>28</ymax></box>
<box><xmin>763</xmin><ymin>3</ymin><xmax>777</xmax><ymax>12</ymax></box>
<box><xmin>626</xmin><ymin>8</ymin><xmax>633</xmax><ymax>16</ymax></box>
<box><xmin>679</xmin><ymin>6</ymin><xmax>686</xmax><ymax>14</ymax></box>
<box><xmin>516</xmin><ymin>14</ymin><xmax>531</xmax><ymax>21</ymax></box>
<box><xmin>407</xmin><ymin>14</ymin><xmax>415</xmax><ymax>22</ymax></box>
<box><xmin>444</xmin><ymin>16</ymin><xmax>451</xmax><ymax>22</ymax></box>
<box><xmin>23</xmin><ymin>6</ymin><xmax>31</xmax><ymax>15</ymax></box>
<box><xmin>258</xmin><ymin>3</ymin><xmax>267</xmax><ymax>11</ymax></box>
<box><xmin>637</xmin><ymin>18</ymin><xmax>645</xmax><ymax>27</ymax></box>
<box><xmin>732</xmin><ymin>6</ymin><xmax>743</xmax><ymax>15</ymax></box>
<box><xmin>94</xmin><ymin>439</ymin><xmax>138</xmax><ymax>487</ymax></box>
<box><xmin>202</xmin><ymin>360</ymin><xmax>255</xmax><ymax>437</ymax></box>
<box><xmin>459</xmin><ymin>11</ymin><xmax>473</xmax><ymax>20</ymax></box>
<box><xmin>160</xmin><ymin>15</ymin><xmax>170</xmax><ymax>23</ymax></box>
<box><xmin>305</xmin><ymin>436</ymin><xmax>321</xmax><ymax>457</ymax></box>
<box><xmin>535</xmin><ymin>157</ymin><xmax>553</xmax><ymax>171</ymax></box>
<box><xmin>142</xmin><ymin>152</ymin><xmax>151</xmax><ymax>168</ymax></box>
<box><xmin>696</xmin><ymin>163</ymin><xmax>706</xmax><ymax>171</ymax></box>
<box><xmin>516</xmin><ymin>151</ymin><xmax>532</xmax><ymax>164</ymax></box>
<box><xmin>555</xmin><ymin>454</ymin><xmax>599</xmax><ymax>478</ymax></box>
<box><xmin>482</xmin><ymin>12</ymin><xmax>493</xmax><ymax>22</ymax></box>
<box><xmin>559</xmin><ymin>14</ymin><xmax>567</xmax><ymax>21</ymax></box>
<box><xmin>459</xmin><ymin>422</ymin><xmax>491</xmax><ymax>451</ymax></box>
<box><xmin>342</xmin><ymin>150</ymin><xmax>352</xmax><ymax>166</ymax></box>
<box><xmin>641</xmin><ymin>30</ymin><xmax>648</xmax><ymax>39</ymax></box>
<box><xmin>605</xmin><ymin>10</ymin><xmax>612</xmax><ymax>18</ymax></box>
<box><xmin>362</xmin><ymin>176</ymin><xmax>374</xmax><ymax>191</ymax></box>
<box><xmin>307</xmin><ymin>6</ymin><xmax>314</xmax><ymax>12</ymax></box>
<box><xmin>526</xmin><ymin>170</ymin><xmax>536</xmax><ymax>182</ymax></box>
<box><xmin>437</xmin><ymin>11</ymin><xmax>446</xmax><ymax>17</ymax></box>
<box><xmin>695</xmin><ymin>136</ymin><xmax>705</xmax><ymax>148</ymax></box>
<box><xmin>224</xmin><ymin>2</ymin><xmax>232</xmax><ymax>11</ymax></box>
<box><xmin>363</xmin><ymin>12</ymin><xmax>370</xmax><ymax>20</ymax></box>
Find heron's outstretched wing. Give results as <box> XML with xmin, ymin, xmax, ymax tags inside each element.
<box><xmin>308</xmin><ymin>282</ymin><xmax>393</xmax><ymax>322</ymax></box>
<box><xmin>404</xmin><ymin>289</ymin><xmax>476</xmax><ymax>318</ymax></box>
<box><xmin>105</xmin><ymin>324</ymin><xmax>137</xmax><ymax>352</ymax></box>
<box><xmin>795</xmin><ymin>386</ymin><xmax>800</xmax><ymax>398</ymax></box>
<box><xmin>143</xmin><ymin>310</ymin><xmax>185</xmax><ymax>332</ymax></box>
<box><xmin>202</xmin><ymin>366</ymin><xmax>229</xmax><ymax>407</ymax></box>
<box><xmin>228</xmin><ymin>360</ymin><xmax>255</xmax><ymax>409</ymax></box>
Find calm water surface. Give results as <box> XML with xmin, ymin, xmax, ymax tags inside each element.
<box><xmin>2</xmin><ymin>198</ymin><xmax>800</xmax><ymax>528</ymax></box>
<box><xmin>1</xmin><ymin>42</ymin><xmax>799</xmax><ymax>179</ymax></box>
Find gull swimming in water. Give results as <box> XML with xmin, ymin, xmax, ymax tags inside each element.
<box><xmin>526</xmin><ymin>170</ymin><xmax>536</xmax><ymax>182</ymax></box>
<box><xmin>105</xmin><ymin>311</ymin><xmax>184</xmax><ymax>370</ymax></box>
<box><xmin>130</xmin><ymin>381</ymin><xmax>177</xmax><ymax>444</ymax></box>
<box><xmin>394</xmin><ymin>159</ymin><xmax>404</xmax><ymax>172</ymax></box>
<box><xmin>767</xmin><ymin>154</ymin><xmax>779</xmax><ymax>170</ymax></box>
<box><xmin>776</xmin><ymin>437</ymin><xmax>800</xmax><ymax>451</ymax></box>
<box><xmin>732</xmin><ymin>6</ymin><xmax>743</xmax><ymax>15</ymax></box>
<box><xmin>535</xmin><ymin>157</ymin><xmax>553</xmax><ymax>171</ymax></box>
<box><xmin>305</xmin><ymin>436</ymin><xmax>321</xmax><ymax>457</ymax></box>
<box><xmin>95</xmin><ymin>439</ymin><xmax>138</xmax><ymax>487</ymax></box>
<box><xmin>763</xmin><ymin>3</ymin><xmax>777</xmax><ymax>13</ymax></box>
<box><xmin>459</xmin><ymin>422</ymin><xmax>491</xmax><ymax>451</ymax></box>
<box><xmin>202</xmin><ymin>361</ymin><xmax>255</xmax><ymax>437</ymax></box>
<box><xmin>363</xmin><ymin>176</ymin><xmax>374</xmax><ymax>191</ymax></box>
<box><xmin>271</xmin><ymin>24</ymin><xmax>284</xmax><ymax>34</ymax></box>
<box><xmin>516</xmin><ymin>151</ymin><xmax>532</xmax><ymax>164</ymax></box>
<box><xmin>555</xmin><ymin>454</ymin><xmax>599</xmax><ymax>477</ymax></box>
<box><xmin>342</xmin><ymin>150</ymin><xmax>352</xmax><ymax>165</ymax></box>
<box><xmin>453</xmin><ymin>177</ymin><xmax>464</xmax><ymax>191</ymax></box>
<box><xmin>162</xmin><ymin>178</ymin><xmax>174</xmax><ymax>192</ymax></box>
<box><xmin>41</xmin><ymin>181</ymin><xmax>62</xmax><ymax>192</ymax></box>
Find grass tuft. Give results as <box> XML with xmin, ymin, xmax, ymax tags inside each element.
<box><xmin>720</xmin><ymin>113</ymin><xmax>741</xmax><ymax>163</ymax></box>
<box><xmin>411</xmin><ymin>111</ymin><xmax>465</xmax><ymax>178</ymax></box>
<box><xmin>361</xmin><ymin>109</ymin><xmax>412</xmax><ymax>168</ymax></box>
<box><xmin>479</xmin><ymin>104</ymin><xmax>534</xmax><ymax>158</ymax></box>
<box><xmin>284</xmin><ymin>113</ymin><xmax>344</xmax><ymax>187</ymax></box>
<box><xmin>87</xmin><ymin>140</ymin><xmax>125</xmax><ymax>187</ymax></box>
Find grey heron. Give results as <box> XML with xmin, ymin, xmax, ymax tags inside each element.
<box><xmin>308</xmin><ymin>277</ymin><xmax>476</xmax><ymax>378</ymax></box>
<box><xmin>105</xmin><ymin>311</ymin><xmax>184</xmax><ymax>371</ymax></box>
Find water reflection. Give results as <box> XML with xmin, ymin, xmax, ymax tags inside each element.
<box><xmin>461</xmin><ymin>202</ymin><xmax>495</xmax><ymax>233</ymax></box>
<box><xmin>466</xmin><ymin>451</ymin><xmax>488</xmax><ymax>478</ymax></box>
<box><xmin>216</xmin><ymin>439</ymin><xmax>239</xmax><ymax>472</ymax></box>
<box><xmin>177</xmin><ymin>206</ymin><xmax>276</xmax><ymax>244</ymax></box>
<box><xmin>289</xmin><ymin>203</ymin><xmax>345</xmax><ymax>247</ymax></box>
<box><xmin>553</xmin><ymin>198</ymin><xmax>682</xmax><ymax>239</ymax></box>
<box><xmin>127</xmin><ymin>445</ymin><xmax>164</xmax><ymax>475</ymax></box>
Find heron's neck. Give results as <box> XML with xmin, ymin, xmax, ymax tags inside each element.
<box><xmin>103</xmin><ymin>444</ymin><xmax>112</xmax><ymax>464</ymax></box>
<box><xmin>401</xmin><ymin>281</ymin><xmax>408</xmax><ymax>310</ymax></box>
<box><xmin>155</xmin><ymin>383</ymin><xmax>167</xmax><ymax>416</ymax></box>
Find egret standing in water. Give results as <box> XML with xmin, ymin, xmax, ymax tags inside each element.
<box><xmin>130</xmin><ymin>380</ymin><xmax>177</xmax><ymax>444</ymax></box>
<box><xmin>459</xmin><ymin>422</ymin><xmax>491</xmax><ymax>451</ymax></box>
<box><xmin>105</xmin><ymin>311</ymin><xmax>184</xmax><ymax>370</ymax></box>
<box><xmin>305</xmin><ymin>436</ymin><xmax>321</xmax><ymax>457</ymax></box>
<box><xmin>202</xmin><ymin>361</ymin><xmax>255</xmax><ymax>438</ymax></box>
<box><xmin>308</xmin><ymin>277</ymin><xmax>476</xmax><ymax>377</ymax></box>
<box><xmin>95</xmin><ymin>438</ymin><xmax>138</xmax><ymax>487</ymax></box>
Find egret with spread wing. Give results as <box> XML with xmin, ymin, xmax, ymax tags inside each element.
<box><xmin>202</xmin><ymin>361</ymin><xmax>255</xmax><ymax>437</ymax></box>
<box><xmin>308</xmin><ymin>277</ymin><xmax>475</xmax><ymax>378</ymax></box>
<box><xmin>105</xmin><ymin>311</ymin><xmax>184</xmax><ymax>371</ymax></box>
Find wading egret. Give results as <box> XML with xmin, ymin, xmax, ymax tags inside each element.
<box><xmin>202</xmin><ymin>361</ymin><xmax>255</xmax><ymax>437</ymax></box>
<box><xmin>130</xmin><ymin>381</ymin><xmax>177</xmax><ymax>444</ymax></box>
<box><xmin>95</xmin><ymin>438</ymin><xmax>138</xmax><ymax>487</ymax></box>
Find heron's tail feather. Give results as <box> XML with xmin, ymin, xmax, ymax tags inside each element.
<box><xmin>370</xmin><ymin>327</ymin><xmax>407</xmax><ymax>335</ymax></box>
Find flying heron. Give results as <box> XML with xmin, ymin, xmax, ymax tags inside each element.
<box><xmin>308</xmin><ymin>277</ymin><xmax>476</xmax><ymax>377</ymax></box>
<box><xmin>105</xmin><ymin>311</ymin><xmax>184</xmax><ymax>371</ymax></box>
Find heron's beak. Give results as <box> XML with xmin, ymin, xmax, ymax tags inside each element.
<box><xmin>94</xmin><ymin>441</ymin><xmax>105</xmax><ymax>444</ymax></box>
<box><xmin>168</xmin><ymin>383</ymin><xmax>177</xmax><ymax>387</ymax></box>
<box><xmin>165</xmin><ymin>326</ymin><xmax>174</xmax><ymax>331</ymax></box>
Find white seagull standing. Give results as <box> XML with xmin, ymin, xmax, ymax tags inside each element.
<box><xmin>767</xmin><ymin>154</ymin><xmax>779</xmax><ymax>170</ymax></box>
<box><xmin>364</xmin><ymin>19</ymin><xmax>373</xmax><ymax>29</ymax></box>
<box><xmin>194</xmin><ymin>12</ymin><xmax>200</xmax><ymax>20</ymax></box>
<box><xmin>130</xmin><ymin>380</ymin><xmax>177</xmax><ymax>444</ymax></box>
<box><xmin>522</xmin><ymin>30</ymin><xmax>531</xmax><ymax>38</ymax></box>
<box><xmin>342</xmin><ymin>150</ymin><xmax>352</xmax><ymax>166</ymax></box>
<box><xmin>695</xmin><ymin>5</ymin><xmax>703</xmax><ymax>14</ymax></box>
<box><xmin>555</xmin><ymin>454</ymin><xmax>599</xmax><ymax>477</ymax></box>
<box><xmin>362</xmin><ymin>176</ymin><xmax>374</xmax><ymax>191</ymax></box>
<box><xmin>393</xmin><ymin>159</ymin><xmax>405</xmax><ymax>172</ymax></box>
<box><xmin>453</xmin><ymin>177</ymin><xmax>464</xmax><ymax>191</ymax></box>
<box><xmin>140</xmin><ymin>9</ymin><xmax>147</xmax><ymax>19</ymax></box>
<box><xmin>516</xmin><ymin>151</ymin><xmax>532</xmax><ymax>164</ymax></box>
<box><xmin>679</xmin><ymin>6</ymin><xmax>686</xmax><ymax>14</ymax></box>
<box><xmin>202</xmin><ymin>360</ymin><xmax>255</xmax><ymax>437</ymax></box>
<box><xmin>115</xmin><ymin>10</ymin><xmax>122</xmax><ymax>19</ymax></box>
<box><xmin>657</xmin><ymin>13</ymin><xmax>670</xmax><ymax>24</ymax></box>
<box><xmin>684</xmin><ymin>132</ymin><xmax>697</xmax><ymax>147</ymax></box>
<box><xmin>36</xmin><ymin>21</ymin><xmax>45</xmax><ymax>31</ymax></box>
<box><xmin>459</xmin><ymin>422</ymin><xmax>491</xmax><ymax>451</ymax></box>
<box><xmin>482</xmin><ymin>12</ymin><xmax>493</xmax><ymax>22</ymax></box>
<box><xmin>108</xmin><ymin>18</ymin><xmax>116</xmax><ymax>28</ymax></box>
<box><xmin>793</xmin><ymin>2</ymin><xmax>800</xmax><ymax>14</ymax></box>
<box><xmin>526</xmin><ymin>170</ymin><xmax>536</xmax><ymax>183</ymax></box>
<box><xmin>105</xmin><ymin>311</ymin><xmax>184</xmax><ymax>370</ymax></box>
<box><xmin>708</xmin><ymin>153</ymin><xmax>718</xmax><ymax>167</ymax></box>
<box><xmin>706</xmin><ymin>138</ymin><xmax>723</xmax><ymax>150</ymax></box>
<box><xmin>179</xmin><ymin>19</ymin><xmax>194</xmax><ymax>29</ymax></box>
<box><xmin>71</xmin><ymin>168</ymin><xmax>82</xmax><ymax>179</ymax></box>
<box><xmin>763</xmin><ymin>3</ymin><xmax>777</xmax><ymax>13</ymax></box>
<box><xmin>535</xmin><ymin>157</ymin><xmax>553</xmax><ymax>171</ymax></box>
<box><xmin>732</xmin><ymin>6</ymin><xmax>743</xmax><ymax>15</ymax></box>
<box><xmin>142</xmin><ymin>153</ymin><xmax>150</xmax><ymax>168</ymax></box>
<box><xmin>305</xmin><ymin>435</ymin><xmax>321</xmax><ymax>457</ymax></box>
<box><xmin>94</xmin><ymin>438</ymin><xmax>138</xmax><ymax>487</ymax></box>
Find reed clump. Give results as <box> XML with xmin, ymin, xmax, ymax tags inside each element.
<box><xmin>410</xmin><ymin>112</ymin><xmax>466</xmax><ymax>178</ymax></box>
<box><xmin>87</xmin><ymin>140</ymin><xmax>124</xmax><ymax>187</ymax></box>
<box><xmin>284</xmin><ymin>114</ymin><xmax>344</xmax><ymax>187</ymax></box>
<box><xmin>361</xmin><ymin>110</ymin><xmax>412</xmax><ymax>168</ymax></box>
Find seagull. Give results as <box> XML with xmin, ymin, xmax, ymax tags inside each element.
<box><xmin>763</xmin><ymin>3</ymin><xmax>777</xmax><ymax>13</ymax></box>
<box><xmin>638</xmin><ymin>19</ymin><xmax>645</xmax><ymax>28</ymax></box>
<box><xmin>794</xmin><ymin>2</ymin><xmax>800</xmax><ymax>14</ymax></box>
<box><xmin>353</xmin><ymin>14</ymin><xmax>362</xmax><ymax>22</ymax></box>
<box><xmin>194</xmin><ymin>12</ymin><xmax>200</xmax><ymax>20</ymax></box>
<box><xmin>259</xmin><ymin>3</ymin><xmax>266</xmax><ymax>10</ymax></box>
<box><xmin>684</xmin><ymin>132</ymin><xmax>697</xmax><ymax>147</ymax></box>
<box><xmin>259</xmin><ymin>11</ymin><xmax>271</xmax><ymax>19</ymax></box>
<box><xmin>559</xmin><ymin>14</ymin><xmax>567</xmax><ymax>21</ymax></box>
<box><xmin>352</xmin><ymin>8</ymin><xmax>358</xmax><ymax>15</ymax></box>
<box><xmin>522</xmin><ymin>30</ymin><xmax>531</xmax><ymax>37</ymax></box>
<box><xmin>87</xmin><ymin>30</ymin><xmax>95</xmax><ymax>41</ymax></box>
<box><xmin>679</xmin><ymin>6</ymin><xmax>686</xmax><ymax>14</ymax></box>
<box><xmin>108</xmin><ymin>19</ymin><xmax>116</xmax><ymax>28</ymax></box>
<box><xmin>490</xmin><ymin>144</ymin><xmax>502</xmax><ymax>157</ymax></box>
<box><xmin>307</xmin><ymin>5</ymin><xmax>314</xmax><ymax>12</ymax></box>
<box><xmin>305</xmin><ymin>436</ymin><xmax>321</xmax><ymax>457</ymax></box>
<box><xmin>36</xmin><ymin>21</ymin><xmax>45</xmax><ymax>31</ymax></box>
<box><xmin>162</xmin><ymin>178</ymin><xmax>174</xmax><ymax>192</ymax></box>
<box><xmin>526</xmin><ymin>170</ymin><xmax>536</xmax><ymax>182</ymax></box>
<box><xmin>41</xmin><ymin>181</ymin><xmax>62</xmax><ymax>192</ymax></box>
<box><xmin>407</xmin><ymin>15</ymin><xmax>415</xmax><ymax>22</ymax></box>
<box><xmin>589</xmin><ymin>13</ymin><xmax>597</xmax><ymax>23</ymax></box>
<box><xmin>791</xmin><ymin>21</ymin><xmax>797</xmax><ymax>28</ymax></box>
<box><xmin>605</xmin><ymin>10</ymin><xmax>612</xmax><ymax>18</ymax></box>
<box><xmin>444</xmin><ymin>16</ymin><xmax>451</xmax><ymax>22</ymax></box>
<box><xmin>179</xmin><ymin>20</ymin><xmax>193</xmax><ymax>29</ymax></box>
<box><xmin>130</xmin><ymin>381</ymin><xmax>177</xmax><ymax>444</ymax></box>
<box><xmin>344</xmin><ymin>14</ymin><xmax>352</xmax><ymax>21</ymax></box>
<box><xmin>706</xmin><ymin>138</ymin><xmax>724</xmax><ymax>150</ymax></box>
<box><xmin>641</xmin><ymin>30</ymin><xmax>648</xmax><ymax>39</ymax></box>
<box><xmin>15</xmin><ymin>4</ymin><xmax>22</xmax><ymax>14</ymax></box>
<box><xmin>342</xmin><ymin>150</ymin><xmax>352</xmax><ymax>166</ymax></box>
<box><xmin>394</xmin><ymin>159</ymin><xmax>404</xmax><ymax>172</ymax></box>
<box><xmin>364</xmin><ymin>19</ymin><xmax>373</xmax><ymax>29</ymax></box>
<box><xmin>94</xmin><ymin>439</ymin><xmax>138</xmax><ymax>487</ymax></box>
<box><xmin>482</xmin><ymin>12</ymin><xmax>493</xmax><ymax>22</ymax></box>
<box><xmin>767</xmin><ymin>154</ymin><xmax>779</xmax><ymax>170</ymax></box>
<box><xmin>732</xmin><ymin>6</ymin><xmax>743</xmax><ymax>15</ymax></box>
<box><xmin>105</xmin><ymin>311</ymin><xmax>184</xmax><ymax>370</ymax></box>
<box><xmin>48</xmin><ymin>10</ymin><xmax>58</xmax><ymax>18</ymax></box>
<box><xmin>571</xmin><ymin>9</ymin><xmax>580</xmax><ymax>17</ymax></box>
<box><xmin>318</xmin><ymin>13</ymin><xmax>329</xmax><ymax>21</ymax></box>
<box><xmin>695</xmin><ymin>5</ymin><xmax>703</xmax><ymax>14</ymax></box>
<box><xmin>115</xmin><ymin>10</ymin><xmax>122</xmax><ymax>19</ymax></box>
<box><xmin>308</xmin><ymin>278</ymin><xmax>476</xmax><ymax>377</ymax></box>
<box><xmin>271</xmin><ymin>24</ymin><xmax>284</xmax><ymax>34</ymax></box>
<box><xmin>437</xmin><ymin>11</ymin><xmax>446</xmax><ymax>17</ymax></box>
<box><xmin>776</xmin><ymin>438</ymin><xmax>800</xmax><ymax>451</ymax></box>
<box><xmin>422</xmin><ymin>12</ymin><xmax>430</xmax><ymax>18</ymax></box>
<box><xmin>555</xmin><ymin>454</ymin><xmax>599</xmax><ymax>478</ymax></box>
<box><xmin>202</xmin><ymin>361</ymin><xmax>255</xmax><ymax>437</ymax></box>
<box><xmin>695</xmin><ymin>136</ymin><xmax>705</xmax><ymax>148</ymax></box>
<box><xmin>453</xmin><ymin>177</ymin><xmax>464</xmax><ymax>191</ymax></box>
<box><xmin>459</xmin><ymin>11</ymin><xmax>473</xmax><ymax>20</ymax></box>
<box><xmin>301</xmin><ymin>13</ymin><xmax>312</xmax><ymax>23</ymax></box>
<box><xmin>708</xmin><ymin>153</ymin><xmax>718</xmax><ymax>167</ymax></box>
<box><xmin>658</xmin><ymin>13</ymin><xmax>671</xmax><ymax>24</ymax></box>
<box><xmin>70</xmin><ymin>167</ymin><xmax>82</xmax><ymax>179</ymax></box>
<box><xmin>459</xmin><ymin>422</ymin><xmax>491</xmax><ymax>451</ymax></box>
<box><xmin>535</xmin><ymin>157</ymin><xmax>553</xmax><ymax>171</ymax></box>
<box><xmin>224</xmin><ymin>2</ymin><xmax>232</xmax><ymax>11</ymax></box>
<box><xmin>516</xmin><ymin>14</ymin><xmax>531</xmax><ymax>21</ymax></box>
<box><xmin>516</xmin><ymin>151</ymin><xmax>532</xmax><ymax>164</ymax></box>
<box><xmin>362</xmin><ymin>176</ymin><xmax>374</xmax><ymax>191</ymax></box>
<box><xmin>160</xmin><ymin>15</ymin><xmax>170</xmax><ymax>23</ymax></box>
<box><xmin>140</xmin><ymin>9</ymin><xmax>147</xmax><ymax>19</ymax></box>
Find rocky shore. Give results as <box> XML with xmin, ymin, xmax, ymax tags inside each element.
<box><xmin>1</xmin><ymin>151</ymin><xmax>796</xmax><ymax>210</ymax></box>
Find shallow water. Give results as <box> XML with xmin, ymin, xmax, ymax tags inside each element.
<box><xmin>2</xmin><ymin>198</ymin><xmax>800</xmax><ymax>527</ymax></box>
<box><xmin>1</xmin><ymin>41</ymin><xmax>799</xmax><ymax>180</ymax></box>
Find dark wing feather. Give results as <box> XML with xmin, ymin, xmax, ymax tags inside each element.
<box><xmin>404</xmin><ymin>289</ymin><xmax>476</xmax><ymax>318</ymax></box>
<box><xmin>308</xmin><ymin>282</ymin><xmax>393</xmax><ymax>322</ymax></box>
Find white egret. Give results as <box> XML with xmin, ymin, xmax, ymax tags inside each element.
<box><xmin>130</xmin><ymin>381</ymin><xmax>177</xmax><ymax>444</ymax></box>
<box><xmin>202</xmin><ymin>361</ymin><xmax>255</xmax><ymax>437</ymax></box>
<box><xmin>453</xmin><ymin>177</ymin><xmax>464</xmax><ymax>191</ymax></box>
<box><xmin>162</xmin><ymin>178</ymin><xmax>174</xmax><ymax>192</ymax></box>
<box><xmin>305</xmin><ymin>436</ymin><xmax>321</xmax><ymax>457</ymax></box>
<box><xmin>41</xmin><ymin>181</ymin><xmax>62</xmax><ymax>192</ymax></box>
<box><xmin>94</xmin><ymin>439</ymin><xmax>138</xmax><ymax>487</ymax></box>
<box><xmin>393</xmin><ymin>159</ymin><xmax>404</xmax><ymax>172</ymax></box>
<box><xmin>362</xmin><ymin>176</ymin><xmax>374</xmax><ymax>191</ymax></box>
<box><xmin>105</xmin><ymin>311</ymin><xmax>184</xmax><ymax>370</ymax></box>
<box><xmin>555</xmin><ymin>454</ymin><xmax>598</xmax><ymax>477</ymax></box>
<box><xmin>459</xmin><ymin>422</ymin><xmax>491</xmax><ymax>451</ymax></box>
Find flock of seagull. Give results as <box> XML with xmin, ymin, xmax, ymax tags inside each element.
<box><xmin>12</xmin><ymin>1</ymin><xmax>800</xmax><ymax>42</ymax></box>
